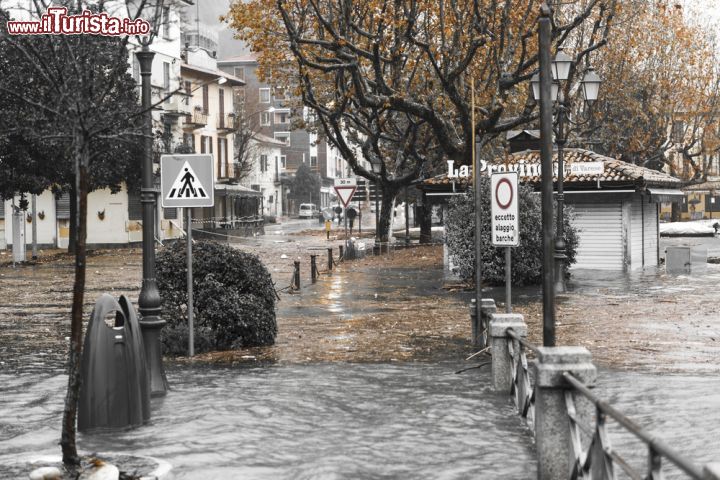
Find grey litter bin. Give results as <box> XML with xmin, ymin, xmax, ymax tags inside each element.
<box><xmin>666</xmin><ymin>246</ymin><xmax>707</xmax><ymax>274</ymax></box>
<box><xmin>78</xmin><ymin>294</ymin><xmax>150</xmax><ymax>431</ymax></box>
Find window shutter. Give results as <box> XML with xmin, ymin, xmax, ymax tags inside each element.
<box><xmin>128</xmin><ymin>191</ymin><xmax>143</xmax><ymax>220</ymax></box>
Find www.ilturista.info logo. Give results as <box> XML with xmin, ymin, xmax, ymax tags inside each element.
<box><xmin>6</xmin><ymin>7</ymin><xmax>150</xmax><ymax>36</ymax></box>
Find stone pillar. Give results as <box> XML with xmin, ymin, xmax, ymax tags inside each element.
<box><xmin>480</xmin><ymin>298</ymin><xmax>497</xmax><ymax>348</ymax></box>
<box><xmin>488</xmin><ymin>313</ymin><xmax>527</xmax><ymax>392</ymax></box>
<box><xmin>705</xmin><ymin>463</ymin><xmax>720</xmax><ymax>480</ymax></box>
<box><xmin>534</xmin><ymin>347</ymin><xmax>597</xmax><ymax>480</ymax></box>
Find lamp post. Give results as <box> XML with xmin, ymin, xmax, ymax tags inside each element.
<box><xmin>370</xmin><ymin>161</ymin><xmax>382</xmax><ymax>253</ymax></box>
<box><xmin>531</xmin><ymin>53</ymin><xmax>601</xmax><ymax>295</ymax></box>
<box><xmin>136</xmin><ymin>47</ymin><xmax>168</xmax><ymax>396</ymax></box>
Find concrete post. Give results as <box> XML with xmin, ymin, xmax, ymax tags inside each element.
<box><xmin>488</xmin><ymin>313</ymin><xmax>527</xmax><ymax>392</ymax></box>
<box><xmin>704</xmin><ymin>463</ymin><xmax>720</xmax><ymax>480</ymax></box>
<box><xmin>480</xmin><ymin>298</ymin><xmax>497</xmax><ymax>348</ymax></box>
<box><xmin>534</xmin><ymin>347</ymin><xmax>597</xmax><ymax>480</ymax></box>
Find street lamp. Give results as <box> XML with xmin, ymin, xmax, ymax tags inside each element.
<box><xmin>136</xmin><ymin>47</ymin><xmax>168</xmax><ymax>396</ymax></box>
<box><xmin>532</xmin><ymin>53</ymin><xmax>602</xmax><ymax>294</ymax></box>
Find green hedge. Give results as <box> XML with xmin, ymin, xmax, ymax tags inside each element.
<box><xmin>156</xmin><ymin>241</ymin><xmax>277</xmax><ymax>355</ymax></box>
<box><xmin>445</xmin><ymin>177</ymin><xmax>578</xmax><ymax>286</ymax></box>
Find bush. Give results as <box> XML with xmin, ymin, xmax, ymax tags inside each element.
<box><xmin>156</xmin><ymin>240</ymin><xmax>277</xmax><ymax>355</ymax></box>
<box><xmin>445</xmin><ymin>177</ymin><xmax>578</xmax><ymax>286</ymax></box>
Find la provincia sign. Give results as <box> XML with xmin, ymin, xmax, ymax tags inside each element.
<box><xmin>447</xmin><ymin>159</ymin><xmax>604</xmax><ymax>179</ymax></box>
<box><xmin>491</xmin><ymin>172</ymin><xmax>519</xmax><ymax>247</ymax></box>
<box><xmin>333</xmin><ymin>177</ymin><xmax>357</xmax><ymax>208</ymax></box>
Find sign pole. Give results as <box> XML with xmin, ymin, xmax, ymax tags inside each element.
<box><xmin>186</xmin><ymin>207</ymin><xmax>194</xmax><ymax>357</ymax></box>
<box><xmin>505</xmin><ymin>246</ymin><xmax>511</xmax><ymax>313</ymax></box>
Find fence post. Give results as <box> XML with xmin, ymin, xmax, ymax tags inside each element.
<box><xmin>310</xmin><ymin>255</ymin><xmax>317</xmax><ymax>283</ymax></box>
<box><xmin>339</xmin><ymin>245</ymin><xmax>344</xmax><ymax>260</ymax></box>
<box><xmin>480</xmin><ymin>298</ymin><xmax>497</xmax><ymax>349</ymax></box>
<box><xmin>705</xmin><ymin>463</ymin><xmax>720</xmax><ymax>480</ymax></box>
<box><xmin>488</xmin><ymin>313</ymin><xmax>527</xmax><ymax>392</ymax></box>
<box><xmin>534</xmin><ymin>347</ymin><xmax>596</xmax><ymax>480</ymax></box>
<box><xmin>293</xmin><ymin>261</ymin><xmax>300</xmax><ymax>290</ymax></box>
<box><xmin>469</xmin><ymin>299</ymin><xmax>478</xmax><ymax>347</ymax></box>
<box><xmin>327</xmin><ymin>247</ymin><xmax>333</xmax><ymax>271</ymax></box>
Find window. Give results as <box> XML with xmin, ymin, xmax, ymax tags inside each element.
<box><xmin>132</xmin><ymin>55</ymin><xmax>139</xmax><ymax>83</ymax></box>
<box><xmin>218</xmin><ymin>88</ymin><xmax>225</xmax><ymax>127</ymax></box>
<box><xmin>274</xmin><ymin>111</ymin><xmax>289</xmax><ymax>125</ymax></box>
<box><xmin>202</xmin><ymin>85</ymin><xmax>209</xmax><ymax>114</ymax></box>
<box><xmin>161</xmin><ymin>6</ymin><xmax>170</xmax><ymax>39</ymax></box>
<box><xmin>260</xmin><ymin>154</ymin><xmax>268</xmax><ymax>173</ymax></box>
<box><xmin>184</xmin><ymin>80</ymin><xmax>192</xmax><ymax>105</ymax></box>
<box><xmin>260</xmin><ymin>111</ymin><xmax>271</xmax><ymax>126</ymax></box>
<box><xmin>128</xmin><ymin>191</ymin><xmax>142</xmax><ymax>220</ymax></box>
<box><xmin>164</xmin><ymin>207</ymin><xmax>177</xmax><ymax>219</ymax></box>
<box><xmin>274</xmin><ymin>132</ymin><xmax>290</xmax><ymax>146</ymax></box>
<box><xmin>672</xmin><ymin>120</ymin><xmax>685</xmax><ymax>144</ymax></box>
<box><xmin>163</xmin><ymin>62</ymin><xmax>170</xmax><ymax>92</ymax></box>
<box><xmin>268</xmin><ymin>195</ymin><xmax>274</xmax><ymax>204</ymax></box>
<box><xmin>234</xmin><ymin>87</ymin><xmax>245</xmax><ymax>113</ymax></box>
<box><xmin>234</xmin><ymin>67</ymin><xmax>245</xmax><ymax>80</ymax></box>
<box><xmin>280</xmin><ymin>155</ymin><xmax>286</xmax><ymax>169</ymax></box>
<box><xmin>218</xmin><ymin>138</ymin><xmax>228</xmax><ymax>177</ymax></box>
<box><xmin>259</xmin><ymin>87</ymin><xmax>270</xmax><ymax>103</ymax></box>
<box><xmin>274</xmin><ymin>87</ymin><xmax>286</xmax><ymax>100</ymax></box>
<box><xmin>310</xmin><ymin>155</ymin><xmax>317</xmax><ymax>167</ymax></box>
<box><xmin>183</xmin><ymin>133</ymin><xmax>195</xmax><ymax>152</ymax></box>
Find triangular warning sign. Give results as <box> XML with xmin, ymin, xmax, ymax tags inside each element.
<box><xmin>166</xmin><ymin>162</ymin><xmax>209</xmax><ymax>200</ymax></box>
<box><xmin>334</xmin><ymin>185</ymin><xmax>356</xmax><ymax>207</ymax></box>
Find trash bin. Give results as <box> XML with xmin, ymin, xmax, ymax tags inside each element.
<box><xmin>666</xmin><ymin>246</ymin><xmax>707</xmax><ymax>274</ymax></box>
<box><xmin>78</xmin><ymin>294</ymin><xmax>150</xmax><ymax>431</ymax></box>
<box><xmin>345</xmin><ymin>238</ymin><xmax>356</xmax><ymax>260</ymax></box>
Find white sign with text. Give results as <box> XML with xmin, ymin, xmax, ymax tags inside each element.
<box><xmin>491</xmin><ymin>172</ymin><xmax>520</xmax><ymax>247</ymax></box>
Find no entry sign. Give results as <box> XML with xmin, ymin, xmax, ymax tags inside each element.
<box><xmin>491</xmin><ymin>172</ymin><xmax>519</xmax><ymax>247</ymax></box>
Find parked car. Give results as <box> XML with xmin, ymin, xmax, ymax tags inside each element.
<box><xmin>298</xmin><ymin>203</ymin><xmax>318</xmax><ymax>218</ymax></box>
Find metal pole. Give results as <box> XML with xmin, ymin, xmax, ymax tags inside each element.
<box><xmin>311</xmin><ymin>254</ymin><xmax>317</xmax><ymax>283</ymax></box>
<box><xmin>539</xmin><ymin>4</ymin><xmax>556</xmax><ymax>347</ymax></box>
<box><xmin>473</xmin><ymin>77</ymin><xmax>483</xmax><ymax>320</ymax></box>
<box><xmin>31</xmin><ymin>194</ymin><xmax>38</xmax><ymax>260</ymax></box>
<box><xmin>554</xmin><ymin>92</ymin><xmax>568</xmax><ymax>294</ymax></box>
<box><xmin>505</xmin><ymin>247</ymin><xmax>511</xmax><ymax>313</ymax></box>
<box><xmin>293</xmin><ymin>260</ymin><xmax>300</xmax><ymax>289</ymax></box>
<box><xmin>327</xmin><ymin>247</ymin><xmax>333</xmax><ymax>271</ymax></box>
<box><xmin>136</xmin><ymin>47</ymin><xmax>168</xmax><ymax>396</ymax></box>
<box><xmin>375</xmin><ymin>181</ymin><xmax>379</xmax><ymax>241</ymax></box>
<box><xmin>405</xmin><ymin>187</ymin><xmax>410</xmax><ymax>245</ymax></box>
<box><xmin>186</xmin><ymin>208</ymin><xmax>194</xmax><ymax>357</ymax></box>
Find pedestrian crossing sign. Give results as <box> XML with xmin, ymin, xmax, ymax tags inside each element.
<box><xmin>161</xmin><ymin>154</ymin><xmax>214</xmax><ymax>208</ymax></box>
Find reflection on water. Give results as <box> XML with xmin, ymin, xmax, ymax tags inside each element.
<box><xmin>0</xmin><ymin>363</ymin><xmax>536</xmax><ymax>479</ymax></box>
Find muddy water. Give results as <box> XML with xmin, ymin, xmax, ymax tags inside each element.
<box><xmin>1</xmin><ymin>364</ymin><xmax>537</xmax><ymax>479</ymax></box>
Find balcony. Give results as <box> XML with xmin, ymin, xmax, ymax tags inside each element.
<box><xmin>217</xmin><ymin>113</ymin><xmax>236</xmax><ymax>132</ymax></box>
<box><xmin>185</xmin><ymin>109</ymin><xmax>208</xmax><ymax>128</ymax></box>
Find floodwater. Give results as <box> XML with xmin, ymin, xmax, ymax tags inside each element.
<box><xmin>2</xmin><ymin>236</ymin><xmax>720</xmax><ymax>477</ymax></box>
<box><xmin>0</xmin><ymin>364</ymin><xmax>537</xmax><ymax>479</ymax></box>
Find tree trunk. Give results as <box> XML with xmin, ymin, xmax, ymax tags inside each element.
<box><xmin>419</xmin><ymin>193</ymin><xmax>432</xmax><ymax>244</ymax></box>
<box><xmin>377</xmin><ymin>183</ymin><xmax>398</xmax><ymax>242</ymax></box>
<box><xmin>67</xmin><ymin>183</ymin><xmax>77</xmax><ymax>255</ymax></box>
<box><xmin>61</xmin><ymin>136</ymin><xmax>89</xmax><ymax>466</ymax></box>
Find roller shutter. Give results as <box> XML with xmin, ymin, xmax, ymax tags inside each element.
<box><xmin>572</xmin><ymin>202</ymin><xmax>624</xmax><ymax>270</ymax></box>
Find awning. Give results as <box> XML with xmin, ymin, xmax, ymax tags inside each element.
<box><xmin>214</xmin><ymin>184</ymin><xmax>262</xmax><ymax>197</ymax></box>
<box><xmin>646</xmin><ymin>188</ymin><xmax>684</xmax><ymax>203</ymax></box>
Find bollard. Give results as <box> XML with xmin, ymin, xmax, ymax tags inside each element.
<box><xmin>339</xmin><ymin>245</ymin><xmax>344</xmax><ymax>260</ymax></box>
<box><xmin>488</xmin><ymin>313</ymin><xmax>527</xmax><ymax>392</ymax></box>
<box><xmin>704</xmin><ymin>463</ymin><xmax>720</xmax><ymax>480</ymax></box>
<box><xmin>327</xmin><ymin>247</ymin><xmax>333</xmax><ymax>271</ymax></box>
<box><xmin>479</xmin><ymin>298</ymin><xmax>497</xmax><ymax>349</ymax></box>
<box><xmin>293</xmin><ymin>261</ymin><xmax>301</xmax><ymax>290</ymax></box>
<box><xmin>534</xmin><ymin>347</ymin><xmax>596</xmax><ymax>480</ymax></box>
<box><xmin>310</xmin><ymin>255</ymin><xmax>317</xmax><ymax>283</ymax></box>
<box><xmin>469</xmin><ymin>299</ymin><xmax>478</xmax><ymax>347</ymax></box>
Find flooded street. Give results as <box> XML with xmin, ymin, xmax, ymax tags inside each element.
<box><xmin>1</xmin><ymin>232</ymin><xmax>720</xmax><ymax>477</ymax></box>
<box><xmin>1</xmin><ymin>364</ymin><xmax>537</xmax><ymax>479</ymax></box>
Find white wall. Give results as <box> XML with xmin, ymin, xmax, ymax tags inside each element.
<box><xmin>3</xmin><ymin>191</ymin><xmax>57</xmax><ymax>247</ymax></box>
